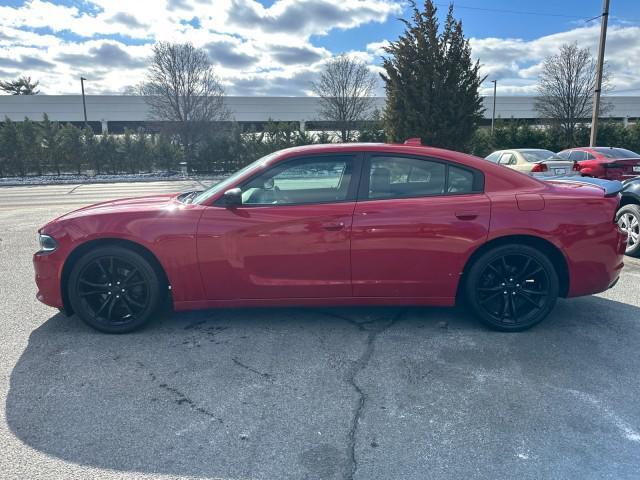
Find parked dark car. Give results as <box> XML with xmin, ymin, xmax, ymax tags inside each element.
<box><xmin>617</xmin><ymin>177</ymin><xmax>640</xmax><ymax>256</ymax></box>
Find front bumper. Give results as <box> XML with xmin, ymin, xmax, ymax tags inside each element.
<box><xmin>33</xmin><ymin>250</ymin><xmax>65</xmax><ymax>309</ymax></box>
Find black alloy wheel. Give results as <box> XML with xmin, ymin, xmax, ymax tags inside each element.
<box><xmin>465</xmin><ymin>244</ymin><xmax>559</xmax><ymax>331</ymax></box>
<box><xmin>68</xmin><ymin>246</ymin><xmax>162</xmax><ymax>333</ymax></box>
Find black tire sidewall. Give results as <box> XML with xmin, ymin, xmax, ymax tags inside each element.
<box><xmin>465</xmin><ymin>244</ymin><xmax>559</xmax><ymax>332</ymax></box>
<box><xmin>617</xmin><ymin>204</ymin><xmax>640</xmax><ymax>257</ymax></box>
<box><xmin>68</xmin><ymin>246</ymin><xmax>161</xmax><ymax>333</ymax></box>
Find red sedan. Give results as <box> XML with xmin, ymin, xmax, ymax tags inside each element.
<box><xmin>557</xmin><ymin>146</ymin><xmax>640</xmax><ymax>180</ymax></box>
<box><xmin>34</xmin><ymin>142</ymin><xmax>627</xmax><ymax>333</ymax></box>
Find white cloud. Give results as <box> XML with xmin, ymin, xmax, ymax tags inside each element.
<box><xmin>0</xmin><ymin>0</ymin><xmax>401</xmax><ymax>95</ymax></box>
<box><xmin>0</xmin><ymin>1</ymin><xmax>638</xmax><ymax>97</ymax></box>
<box><xmin>472</xmin><ymin>24</ymin><xmax>640</xmax><ymax>95</ymax></box>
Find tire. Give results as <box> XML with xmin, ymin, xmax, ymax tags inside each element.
<box><xmin>68</xmin><ymin>245</ymin><xmax>163</xmax><ymax>333</ymax></box>
<box><xmin>465</xmin><ymin>244</ymin><xmax>559</xmax><ymax>332</ymax></box>
<box><xmin>617</xmin><ymin>204</ymin><xmax>640</xmax><ymax>257</ymax></box>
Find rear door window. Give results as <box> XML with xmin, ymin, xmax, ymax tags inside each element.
<box><xmin>485</xmin><ymin>152</ymin><xmax>501</xmax><ymax>163</ymax></box>
<box><xmin>569</xmin><ymin>151</ymin><xmax>586</xmax><ymax>161</ymax></box>
<box><xmin>498</xmin><ymin>153</ymin><xmax>515</xmax><ymax>165</ymax></box>
<box><xmin>364</xmin><ymin>156</ymin><xmax>482</xmax><ymax>200</ymax></box>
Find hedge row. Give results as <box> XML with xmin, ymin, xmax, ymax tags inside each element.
<box><xmin>1</xmin><ymin>115</ymin><xmax>638</xmax><ymax>177</ymax></box>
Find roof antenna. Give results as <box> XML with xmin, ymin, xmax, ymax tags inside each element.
<box><xmin>404</xmin><ymin>138</ymin><xmax>422</xmax><ymax>146</ymax></box>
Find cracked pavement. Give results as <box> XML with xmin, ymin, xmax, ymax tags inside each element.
<box><xmin>2</xmin><ymin>182</ymin><xmax>640</xmax><ymax>479</ymax></box>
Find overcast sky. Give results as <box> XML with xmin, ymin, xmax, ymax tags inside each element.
<box><xmin>0</xmin><ymin>0</ymin><xmax>638</xmax><ymax>96</ymax></box>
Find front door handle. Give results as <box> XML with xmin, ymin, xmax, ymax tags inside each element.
<box><xmin>322</xmin><ymin>222</ymin><xmax>345</xmax><ymax>231</ymax></box>
<box><xmin>455</xmin><ymin>211</ymin><xmax>478</xmax><ymax>220</ymax></box>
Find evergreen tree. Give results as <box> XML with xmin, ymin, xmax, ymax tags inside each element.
<box><xmin>41</xmin><ymin>114</ymin><xmax>60</xmax><ymax>175</ymax></box>
<box><xmin>381</xmin><ymin>1</ymin><xmax>484</xmax><ymax>149</ymax></box>
<box><xmin>0</xmin><ymin>118</ymin><xmax>20</xmax><ymax>176</ymax></box>
<box><xmin>56</xmin><ymin>124</ymin><xmax>84</xmax><ymax>174</ymax></box>
<box><xmin>17</xmin><ymin>118</ymin><xmax>41</xmax><ymax>175</ymax></box>
<box><xmin>83</xmin><ymin>127</ymin><xmax>100</xmax><ymax>174</ymax></box>
<box><xmin>121</xmin><ymin>129</ymin><xmax>136</xmax><ymax>173</ymax></box>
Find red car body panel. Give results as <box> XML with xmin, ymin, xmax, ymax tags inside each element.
<box><xmin>561</xmin><ymin>147</ymin><xmax>640</xmax><ymax>180</ymax></box>
<box><xmin>351</xmin><ymin>194</ymin><xmax>490</xmax><ymax>299</ymax></box>
<box><xmin>34</xmin><ymin>143</ymin><xmax>626</xmax><ymax>313</ymax></box>
<box><xmin>196</xmin><ymin>202</ymin><xmax>355</xmax><ymax>300</ymax></box>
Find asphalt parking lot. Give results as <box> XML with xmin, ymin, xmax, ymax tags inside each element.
<box><xmin>1</xmin><ymin>181</ymin><xmax>640</xmax><ymax>480</ymax></box>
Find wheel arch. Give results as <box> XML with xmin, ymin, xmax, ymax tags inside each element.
<box><xmin>619</xmin><ymin>195</ymin><xmax>640</xmax><ymax>209</ymax></box>
<box><xmin>60</xmin><ymin>238</ymin><xmax>171</xmax><ymax>315</ymax></box>
<box><xmin>456</xmin><ymin>235</ymin><xmax>570</xmax><ymax>303</ymax></box>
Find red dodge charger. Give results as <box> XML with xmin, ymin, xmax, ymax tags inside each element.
<box><xmin>34</xmin><ymin>142</ymin><xmax>627</xmax><ymax>333</ymax></box>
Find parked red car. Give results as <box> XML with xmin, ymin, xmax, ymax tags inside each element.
<box><xmin>557</xmin><ymin>147</ymin><xmax>640</xmax><ymax>180</ymax></box>
<box><xmin>34</xmin><ymin>142</ymin><xmax>626</xmax><ymax>333</ymax></box>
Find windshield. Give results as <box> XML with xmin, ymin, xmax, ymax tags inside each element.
<box><xmin>191</xmin><ymin>152</ymin><xmax>279</xmax><ymax>204</ymax></box>
<box><xmin>593</xmin><ymin>147</ymin><xmax>640</xmax><ymax>159</ymax></box>
<box><xmin>519</xmin><ymin>150</ymin><xmax>561</xmax><ymax>162</ymax></box>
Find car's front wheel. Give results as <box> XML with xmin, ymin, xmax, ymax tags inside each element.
<box><xmin>68</xmin><ymin>245</ymin><xmax>163</xmax><ymax>333</ymax></box>
<box><xmin>617</xmin><ymin>204</ymin><xmax>640</xmax><ymax>257</ymax></box>
<box><xmin>465</xmin><ymin>244</ymin><xmax>559</xmax><ymax>331</ymax></box>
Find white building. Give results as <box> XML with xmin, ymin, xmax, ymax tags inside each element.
<box><xmin>0</xmin><ymin>95</ymin><xmax>638</xmax><ymax>133</ymax></box>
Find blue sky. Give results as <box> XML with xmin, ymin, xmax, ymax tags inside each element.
<box><xmin>0</xmin><ymin>0</ymin><xmax>639</xmax><ymax>95</ymax></box>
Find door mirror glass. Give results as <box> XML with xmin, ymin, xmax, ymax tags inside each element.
<box><xmin>223</xmin><ymin>188</ymin><xmax>242</xmax><ymax>206</ymax></box>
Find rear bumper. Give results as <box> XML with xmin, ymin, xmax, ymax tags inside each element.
<box><xmin>33</xmin><ymin>251</ymin><xmax>64</xmax><ymax>309</ymax></box>
<box><xmin>566</xmin><ymin>225</ymin><xmax>627</xmax><ymax>297</ymax></box>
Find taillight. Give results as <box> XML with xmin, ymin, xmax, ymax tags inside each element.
<box><xmin>531</xmin><ymin>163</ymin><xmax>548</xmax><ymax>173</ymax></box>
<box><xmin>572</xmin><ymin>161</ymin><xmax>581</xmax><ymax>171</ymax></box>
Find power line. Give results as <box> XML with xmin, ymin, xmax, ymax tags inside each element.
<box><xmin>434</xmin><ymin>3</ymin><xmax>596</xmax><ymax>21</ymax></box>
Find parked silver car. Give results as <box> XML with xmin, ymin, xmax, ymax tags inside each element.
<box><xmin>485</xmin><ymin>149</ymin><xmax>580</xmax><ymax>177</ymax></box>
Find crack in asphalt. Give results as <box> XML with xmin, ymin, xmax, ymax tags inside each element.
<box><xmin>232</xmin><ymin>357</ymin><xmax>274</xmax><ymax>382</ymax></box>
<box><xmin>136</xmin><ymin>361</ymin><xmax>224</xmax><ymax>423</ymax></box>
<box><xmin>343</xmin><ymin>309</ymin><xmax>405</xmax><ymax>480</ymax></box>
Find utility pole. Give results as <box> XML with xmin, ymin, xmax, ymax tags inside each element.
<box><xmin>80</xmin><ymin>76</ymin><xmax>88</xmax><ymax>130</ymax></box>
<box><xmin>590</xmin><ymin>0</ymin><xmax>609</xmax><ymax>147</ymax></box>
<box><xmin>491</xmin><ymin>79</ymin><xmax>497</xmax><ymax>134</ymax></box>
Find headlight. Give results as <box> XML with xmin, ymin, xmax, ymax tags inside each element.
<box><xmin>38</xmin><ymin>234</ymin><xmax>58</xmax><ymax>253</ymax></box>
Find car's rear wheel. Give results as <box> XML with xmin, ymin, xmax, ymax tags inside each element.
<box><xmin>465</xmin><ymin>244</ymin><xmax>559</xmax><ymax>331</ymax></box>
<box><xmin>68</xmin><ymin>246</ymin><xmax>162</xmax><ymax>333</ymax></box>
<box><xmin>617</xmin><ymin>204</ymin><xmax>640</xmax><ymax>257</ymax></box>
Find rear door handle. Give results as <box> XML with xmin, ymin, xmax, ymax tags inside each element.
<box><xmin>455</xmin><ymin>211</ymin><xmax>478</xmax><ymax>220</ymax></box>
<box><xmin>322</xmin><ymin>222</ymin><xmax>345</xmax><ymax>231</ymax></box>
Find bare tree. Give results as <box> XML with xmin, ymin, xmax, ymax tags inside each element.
<box><xmin>0</xmin><ymin>76</ymin><xmax>40</xmax><ymax>95</ymax></box>
<box><xmin>140</xmin><ymin>42</ymin><xmax>228</xmax><ymax>157</ymax></box>
<box><xmin>535</xmin><ymin>42</ymin><xmax>609</xmax><ymax>146</ymax></box>
<box><xmin>311</xmin><ymin>55</ymin><xmax>378</xmax><ymax>142</ymax></box>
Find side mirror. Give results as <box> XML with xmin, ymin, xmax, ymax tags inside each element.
<box><xmin>223</xmin><ymin>188</ymin><xmax>242</xmax><ymax>206</ymax></box>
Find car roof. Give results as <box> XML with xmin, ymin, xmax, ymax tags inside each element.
<box><xmin>515</xmin><ymin>148</ymin><xmax>553</xmax><ymax>152</ymax></box>
<box><xmin>271</xmin><ymin>142</ymin><xmax>484</xmax><ymax>166</ymax></box>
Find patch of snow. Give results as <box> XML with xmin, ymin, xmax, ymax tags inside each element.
<box><xmin>0</xmin><ymin>172</ymin><xmax>227</xmax><ymax>186</ymax></box>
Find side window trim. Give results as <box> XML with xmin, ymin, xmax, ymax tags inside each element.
<box><xmin>214</xmin><ymin>152</ymin><xmax>364</xmax><ymax>207</ymax></box>
<box><xmin>357</xmin><ymin>153</ymin><xmax>485</xmax><ymax>201</ymax></box>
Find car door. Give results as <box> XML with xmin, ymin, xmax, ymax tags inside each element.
<box><xmin>197</xmin><ymin>153</ymin><xmax>361</xmax><ymax>300</ymax></box>
<box><xmin>351</xmin><ymin>154</ymin><xmax>490</xmax><ymax>300</ymax></box>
